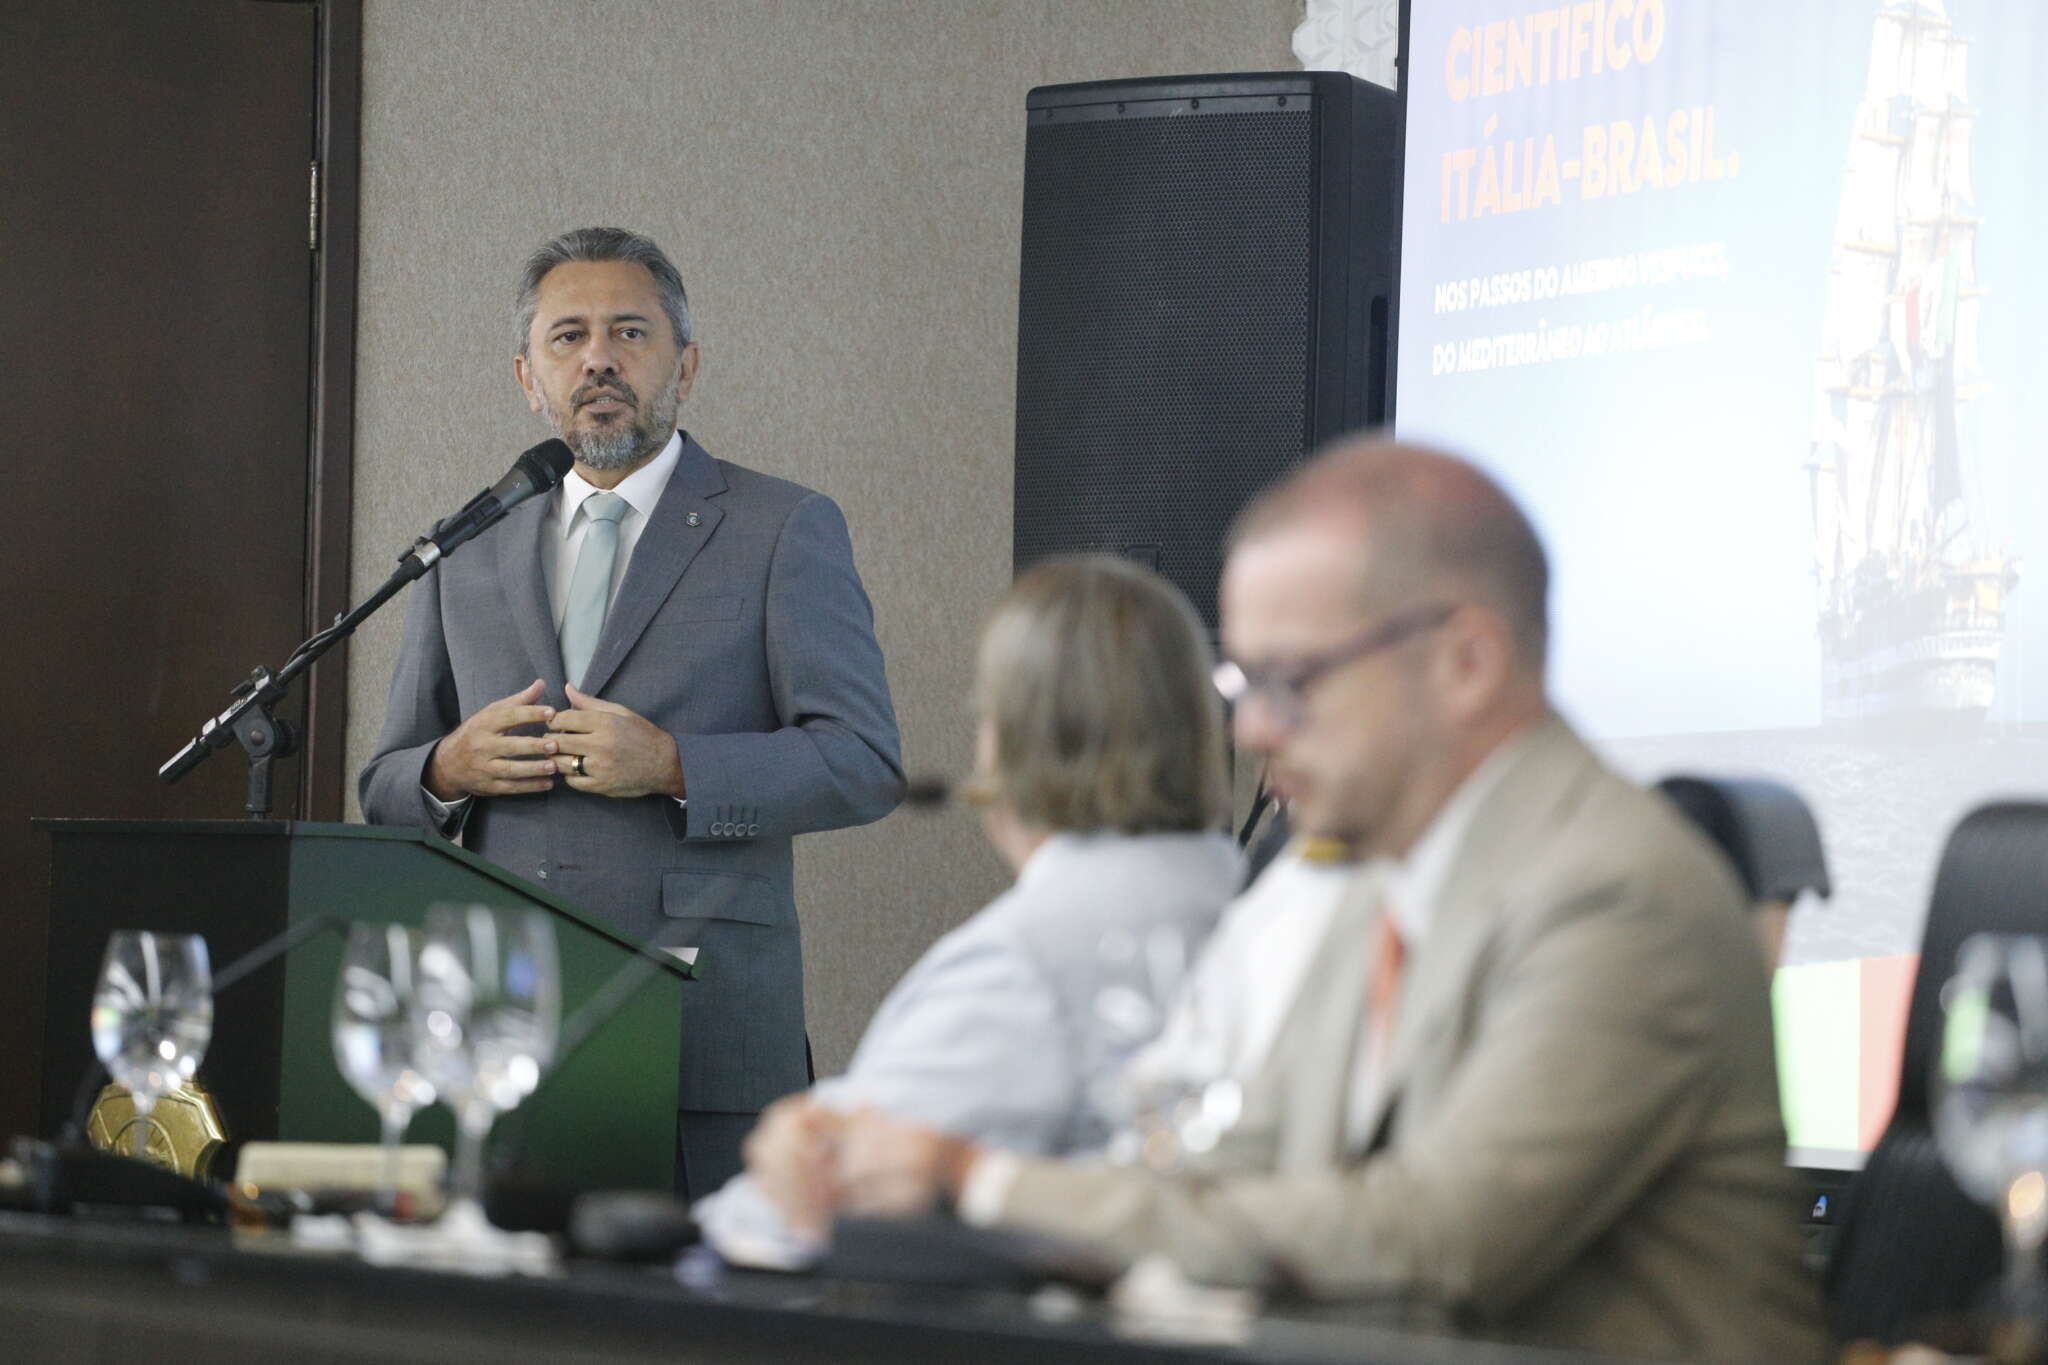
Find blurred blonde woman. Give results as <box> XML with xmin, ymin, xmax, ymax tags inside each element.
<box><xmin>700</xmin><ymin>554</ymin><xmax>1240</xmax><ymax>1264</ymax></box>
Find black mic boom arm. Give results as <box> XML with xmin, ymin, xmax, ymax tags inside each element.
<box><xmin>157</xmin><ymin>441</ymin><xmax>573</xmax><ymax>815</ymax></box>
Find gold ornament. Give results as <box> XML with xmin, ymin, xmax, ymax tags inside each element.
<box><xmin>86</xmin><ymin>1081</ymin><xmax>227</xmax><ymax>1179</ymax></box>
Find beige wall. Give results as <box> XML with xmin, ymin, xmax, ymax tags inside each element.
<box><xmin>349</xmin><ymin>0</ymin><xmax>1297</xmax><ymax>1073</ymax></box>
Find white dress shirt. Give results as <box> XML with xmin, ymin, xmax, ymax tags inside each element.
<box><xmin>1121</xmin><ymin>848</ymin><xmax>1361</xmax><ymax>1096</ymax></box>
<box><xmin>1341</xmin><ymin>731</ymin><xmax>1526</xmax><ymax>1148</ymax></box>
<box><xmin>544</xmin><ymin>431</ymin><xmax>681</xmax><ymax>629</ymax></box>
<box><xmin>422</xmin><ymin>432</ymin><xmax>686</xmax><ymax>830</ymax></box>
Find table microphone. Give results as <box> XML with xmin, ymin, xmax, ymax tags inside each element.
<box><xmin>901</xmin><ymin>775</ymin><xmax>953</xmax><ymax>807</ymax></box>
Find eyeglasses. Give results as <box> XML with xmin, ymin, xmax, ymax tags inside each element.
<box><xmin>1213</xmin><ymin>602</ymin><xmax>1458</xmax><ymax>730</ymax></box>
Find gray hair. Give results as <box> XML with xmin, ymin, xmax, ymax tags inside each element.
<box><xmin>965</xmin><ymin>554</ymin><xmax>1228</xmax><ymax>834</ymax></box>
<box><xmin>514</xmin><ymin>226</ymin><xmax>692</xmax><ymax>356</ymax></box>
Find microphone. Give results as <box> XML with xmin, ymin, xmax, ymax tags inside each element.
<box><xmin>407</xmin><ymin>438</ymin><xmax>575</xmax><ymax>569</ymax></box>
<box><xmin>158</xmin><ymin>439</ymin><xmax>574</xmax><ymax>804</ymax></box>
<box><xmin>901</xmin><ymin>775</ymin><xmax>954</xmax><ymax>807</ymax></box>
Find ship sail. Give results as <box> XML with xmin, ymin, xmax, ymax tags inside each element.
<box><xmin>1864</xmin><ymin>6</ymin><xmax>1904</xmax><ymax>95</ymax></box>
<box><xmin>1807</xmin><ymin>0</ymin><xmax>2013</xmax><ymax>730</ymax></box>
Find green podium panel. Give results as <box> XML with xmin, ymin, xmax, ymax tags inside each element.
<box><xmin>35</xmin><ymin>820</ymin><xmax>694</xmax><ymax>1194</ymax></box>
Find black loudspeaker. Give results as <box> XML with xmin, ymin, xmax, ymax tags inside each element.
<box><xmin>1013</xmin><ymin>72</ymin><xmax>1402</xmax><ymax>631</ymax></box>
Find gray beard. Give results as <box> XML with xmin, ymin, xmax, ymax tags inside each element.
<box><xmin>556</xmin><ymin>380</ymin><xmax>682</xmax><ymax>470</ymax></box>
<box><xmin>569</xmin><ymin>421</ymin><xmax>654</xmax><ymax>470</ymax></box>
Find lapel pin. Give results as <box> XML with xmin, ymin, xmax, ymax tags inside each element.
<box><xmin>686</xmin><ymin>511</ymin><xmax>702</xmax><ymax>527</ymax></box>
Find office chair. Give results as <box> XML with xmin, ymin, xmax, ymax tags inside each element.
<box><xmin>1825</xmin><ymin>802</ymin><xmax>2048</xmax><ymax>1347</ymax></box>
<box><xmin>1655</xmin><ymin>775</ymin><xmax>1832</xmax><ymax>963</ymax></box>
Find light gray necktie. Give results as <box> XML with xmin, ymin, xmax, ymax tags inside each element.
<box><xmin>559</xmin><ymin>491</ymin><xmax>629</xmax><ymax>689</ymax></box>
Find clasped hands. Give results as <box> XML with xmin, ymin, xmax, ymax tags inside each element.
<box><xmin>743</xmin><ymin>1097</ymin><xmax>981</xmax><ymax>1241</ymax></box>
<box><xmin>425</xmin><ymin>679</ymin><xmax>684</xmax><ymax>801</ymax></box>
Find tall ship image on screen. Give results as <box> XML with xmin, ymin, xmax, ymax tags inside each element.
<box><xmin>1808</xmin><ymin>0</ymin><xmax>2016</xmax><ymax>731</ymax></box>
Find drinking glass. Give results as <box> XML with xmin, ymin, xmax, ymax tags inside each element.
<box><xmin>1117</xmin><ymin>1037</ymin><xmax>1244</xmax><ymax>1172</ymax></box>
<box><xmin>332</xmin><ymin>922</ymin><xmax>437</xmax><ymax>1209</ymax></box>
<box><xmin>89</xmin><ymin>930</ymin><xmax>213</xmax><ymax>1161</ymax></box>
<box><xmin>1088</xmin><ymin>924</ymin><xmax>1242</xmax><ymax>1169</ymax></box>
<box><xmin>411</xmin><ymin>904</ymin><xmax>560</xmax><ymax>1214</ymax></box>
<box><xmin>1934</xmin><ymin>932</ymin><xmax>2048</xmax><ymax>1324</ymax></box>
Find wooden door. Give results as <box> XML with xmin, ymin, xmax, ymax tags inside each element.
<box><xmin>0</xmin><ymin>0</ymin><xmax>353</xmax><ymax>1140</ymax></box>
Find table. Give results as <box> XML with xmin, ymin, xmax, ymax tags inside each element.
<box><xmin>0</xmin><ymin>1211</ymin><xmax>1638</xmax><ymax>1365</ymax></box>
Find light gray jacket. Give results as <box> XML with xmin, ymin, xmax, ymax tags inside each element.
<box><xmin>815</xmin><ymin>830</ymin><xmax>1243</xmax><ymax>1150</ymax></box>
<box><xmin>699</xmin><ymin>829</ymin><xmax>1241</xmax><ymax>1263</ymax></box>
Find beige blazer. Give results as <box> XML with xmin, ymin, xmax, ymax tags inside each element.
<box><xmin>990</xmin><ymin>719</ymin><xmax>1825</xmax><ymax>1362</ymax></box>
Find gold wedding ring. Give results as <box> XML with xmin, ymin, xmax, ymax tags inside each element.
<box><xmin>570</xmin><ymin>754</ymin><xmax>586</xmax><ymax>777</ymax></box>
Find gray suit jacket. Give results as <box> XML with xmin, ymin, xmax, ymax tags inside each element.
<box><xmin>359</xmin><ymin>433</ymin><xmax>903</xmax><ymax>1113</ymax></box>
<box><xmin>986</xmin><ymin>719</ymin><xmax>1824</xmax><ymax>1362</ymax></box>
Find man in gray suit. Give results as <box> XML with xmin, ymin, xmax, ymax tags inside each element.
<box><xmin>359</xmin><ymin>227</ymin><xmax>903</xmax><ymax>1196</ymax></box>
<box><xmin>806</xmin><ymin>440</ymin><xmax>1822</xmax><ymax>1360</ymax></box>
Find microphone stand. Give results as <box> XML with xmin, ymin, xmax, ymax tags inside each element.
<box><xmin>157</xmin><ymin>497</ymin><xmax>495</xmax><ymax>818</ymax></box>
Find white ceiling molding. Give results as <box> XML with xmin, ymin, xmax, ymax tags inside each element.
<box><xmin>1292</xmin><ymin>0</ymin><xmax>1401</xmax><ymax>89</ymax></box>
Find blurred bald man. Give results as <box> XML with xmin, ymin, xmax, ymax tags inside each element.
<box><xmin>811</xmin><ymin>439</ymin><xmax>1823</xmax><ymax>1361</ymax></box>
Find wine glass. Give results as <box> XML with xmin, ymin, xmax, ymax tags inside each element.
<box><xmin>1934</xmin><ymin>932</ymin><xmax>2048</xmax><ymax>1328</ymax></box>
<box><xmin>411</xmin><ymin>904</ymin><xmax>560</xmax><ymax>1219</ymax></box>
<box><xmin>1089</xmin><ymin>923</ymin><xmax>1241</xmax><ymax>1169</ymax></box>
<box><xmin>1118</xmin><ymin>1027</ymin><xmax>1244</xmax><ymax>1172</ymax></box>
<box><xmin>89</xmin><ymin>930</ymin><xmax>213</xmax><ymax>1162</ymax></box>
<box><xmin>332</xmin><ymin>922</ymin><xmax>437</xmax><ymax>1211</ymax></box>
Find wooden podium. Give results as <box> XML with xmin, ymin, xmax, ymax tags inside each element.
<box><xmin>32</xmin><ymin>820</ymin><xmax>694</xmax><ymax>1193</ymax></box>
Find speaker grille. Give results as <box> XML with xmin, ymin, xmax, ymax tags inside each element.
<box><xmin>1015</xmin><ymin>106</ymin><xmax>1317</xmax><ymax>632</ymax></box>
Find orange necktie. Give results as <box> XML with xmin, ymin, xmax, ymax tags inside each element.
<box><xmin>1365</xmin><ymin>904</ymin><xmax>1408</xmax><ymax>1071</ymax></box>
